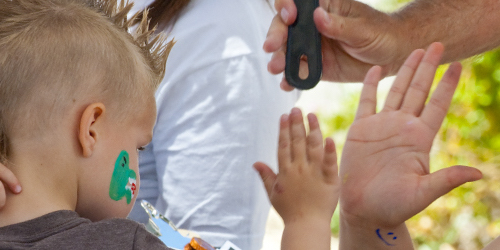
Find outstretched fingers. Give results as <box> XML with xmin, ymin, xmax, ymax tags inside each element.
<box><xmin>400</xmin><ymin>42</ymin><xmax>444</xmax><ymax>116</ymax></box>
<box><xmin>420</xmin><ymin>62</ymin><xmax>462</xmax><ymax>132</ymax></box>
<box><xmin>278</xmin><ymin>114</ymin><xmax>292</xmax><ymax>173</ymax></box>
<box><xmin>254</xmin><ymin>162</ymin><xmax>278</xmax><ymax>197</ymax></box>
<box><xmin>306</xmin><ymin>113</ymin><xmax>338</xmax><ymax>182</ymax></box>
<box><xmin>355</xmin><ymin>65</ymin><xmax>381</xmax><ymax>120</ymax></box>
<box><xmin>306</xmin><ymin>113</ymin><xmax>324</xmax><ymax>166</ymax></box>
<box><xmin>382</xmin><ymin>49</ymin><xmax>425</xmax><ymax>111</ymax></box>
<box><xmin>322</xmin><ymin>137</ymin><xmax>338</xmax><ymax>183</ymax></box>
<box><xmin>290</xmin><ymin>108</ymin><xmax>307</xmax><ymax>165</ymax></box>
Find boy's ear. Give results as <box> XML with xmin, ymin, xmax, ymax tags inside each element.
<box><xmin>79</xmin><ymin>103</ymin><xmax>105</xmax><ymax>157</ymax></box>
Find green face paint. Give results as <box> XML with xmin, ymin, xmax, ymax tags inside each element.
<box><xmin>109</xmin><ymin>150</ymin><xmax>137</xmax><ymax>204</ymax></box>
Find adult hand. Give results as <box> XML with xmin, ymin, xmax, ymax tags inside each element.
<box><xmin>264</xmin><ymin>0</ymin><xmax>408</xmax><ymax>90</ymax></box>
<box><xmin>338</xmin><ymin>43</ymin><xmax>482</xmax><ymax>249</ymax></box>
<box><xmin>0</xmin><ymin>162</ymin><xmax>21</xmax><ymax>209</ymax></box>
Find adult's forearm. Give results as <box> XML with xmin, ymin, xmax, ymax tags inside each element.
<box><xmin>393</xmin><ymin>0</ymin><xmax>500</xmax><ymax>64</ymax></box>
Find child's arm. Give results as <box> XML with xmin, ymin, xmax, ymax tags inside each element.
<box><xmin>338</xmin><ymin>42</ymin><xmax>483</xmax><ymax>249</ymax></box>
<box><xmin>254</xmin><ymin>108</ymin><xmax>339</xmax><ymax>250</ymax></box>
<box><xmin>0</xmin><ymin>163</ymin><xmax>21</xmax><ymax>209</ymax></box>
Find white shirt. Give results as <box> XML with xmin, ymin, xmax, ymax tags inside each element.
<box><xmin>128</xmin><ymin>1</ymin><xmax>299</xmax><ymax>249</ymax></box>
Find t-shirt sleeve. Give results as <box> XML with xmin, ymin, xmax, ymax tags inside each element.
<box><xmin>133</xmin><ymin>223</ymin><xmax>174</xmax><ymax>250</ymax></box>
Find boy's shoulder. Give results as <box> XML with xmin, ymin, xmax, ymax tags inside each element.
<box><xmin>0</xmin><ymin>210</ymin><xmax>171</xmax><ymax>250</ymax></box>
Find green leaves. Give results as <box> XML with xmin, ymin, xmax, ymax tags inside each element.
<box><xmin>320</xmin><ymin>47</ymin><xmax>500</xmax><ymax>250</ymax></box>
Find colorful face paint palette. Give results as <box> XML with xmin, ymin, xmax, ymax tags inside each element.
<box><xmin>141</xmin><ymin>200</ymin><xmax>193</xmax><ymax>249</ymax></box>
<box><xmin>140</xmin><ymin>200</ymin><xmax>241</xmax><ymax>250</ymax></box>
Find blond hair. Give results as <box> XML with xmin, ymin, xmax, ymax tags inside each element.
<box><xmin>0</xmin><ymin>0</ymin><xmax>174</xmax><ymax>163</ymax></box>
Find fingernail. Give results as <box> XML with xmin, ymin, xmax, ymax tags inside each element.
<box><xmin>281</xmin><ymin>114</ymin><xmax>289</xmax><ymax>122</ymax></box>
<box><xmin>319</xmin><ymin>8</ymin><xmax>331</xmax><ymax>24</ymax></box>
<box><xmin>281</xmin><ymin>8</ymin><xmax>289</xmax><ymax>23</ymax></box>
<box><xmin>307</xmin><ymin>113</ymin><xmax>317</xmax><ymax>122</ymax></box>
<box><xmin>14</xmin><ymin>185</ymin><xmax>21</xmax><ymax>193</ymax></box>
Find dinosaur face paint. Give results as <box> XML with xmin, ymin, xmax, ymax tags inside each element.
<box><xmin>109</xmin><ymin>150</ymin><xmax>137</xmax><ymax>204</ymax></box>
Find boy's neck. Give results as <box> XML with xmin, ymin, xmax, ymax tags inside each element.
<box><xmin>0</xmin><ymin>140</ymin><xmax>78</xmax><ymax>227</ymax></box>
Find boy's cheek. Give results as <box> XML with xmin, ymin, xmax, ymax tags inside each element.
<box><xmin>76</xmin><ymin>150</ymin><xmax>139</xmax><ymax>221</ymax></box>
<box><xmin>107</xmin><ymin>150</ymin><xmax>139</xmax><ymax>215</ymax></box>
<box><xmin>108</xmin><ymin>154</ymin><xmax>135</xmax><ymax>200</ymax></box>
<box><xmin>76</xmin><ymin>180</ymin><xmax>137</xmax><ymax>220</ymax></box>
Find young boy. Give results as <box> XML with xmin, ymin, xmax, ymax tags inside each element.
<box><xmin>0</xmin><ymin>0</ymin><xmax>175</xmax><ymax>248</ymax></box>
<box><xmin>0</xmin><ymin>0</ymin><xmax>340</xmax><ymax>249</ymax></box>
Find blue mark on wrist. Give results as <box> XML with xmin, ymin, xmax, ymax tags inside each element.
<box><xmin>376</xmin><ymin>228</ymin><xmax>397</xmax><ymax>246</ymax></box>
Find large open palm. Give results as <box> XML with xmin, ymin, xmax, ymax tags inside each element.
<box><xmin>339</xmin><ymin>43</ymin><xmax>483</xmax><ymax>229</ymax></box>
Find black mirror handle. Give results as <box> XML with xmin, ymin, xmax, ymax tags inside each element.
<box><xmin>285</xmin><ymin>0</ymin><xmax>322</xmax><ymax>90</ymax></box>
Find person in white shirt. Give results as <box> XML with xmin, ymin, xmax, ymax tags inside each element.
<box><xmin>127</xmin><ymin>1</ymin><xmax>299</xmax><ymax>249</ymax></box>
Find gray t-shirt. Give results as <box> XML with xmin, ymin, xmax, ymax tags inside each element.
<box><xmin>0</xmin><ymin>210</ymin><xmax>173</xmax><ymax>250</ymax></box>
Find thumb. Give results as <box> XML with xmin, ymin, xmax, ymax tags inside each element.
<box><xmin>253</xmin><ymin>162</ymin><xmax>277</xmax><ymax>197</ymax></box>
<box><xmin>314</xmin><ymin>7</ymin><xmax>372</xmax><ymax>47</ymax></box>
<box><xmin>314</xmin><ymin>0</ymin><xmax>394</xmax><ymax>51</ymax></box>
<box><xmin>419</xmin><ymin>165</ymin><xmax>482</xmax><ymax>206</ymax></box>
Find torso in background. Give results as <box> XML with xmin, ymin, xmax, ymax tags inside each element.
<box><xmin>128</xmin><ymin>1</ymin><xmax>299</xmax><ymax>249</ymax></box>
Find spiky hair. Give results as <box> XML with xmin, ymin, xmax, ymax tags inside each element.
<box><xmin>0</xmin><ymin>0</ymin><xmax>174</xmax><ymax>163</ymax></box>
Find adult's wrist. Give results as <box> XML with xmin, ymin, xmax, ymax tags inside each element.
<box><xmin>339</xmin><ymin>209</ymin><xmax>413</xmax><ymax>250</ymax></box>
<box><xmin>384</xmin><ymin>11</ymin><xmax>422</xmax><ymax>77</ymax></box>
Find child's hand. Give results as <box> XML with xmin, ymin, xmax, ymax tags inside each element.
<box><xmin>0</xmin><ymin>162</ymin><xmax>21</xmax><ymax>209</ymax></box>
<box><xmin>254</xmin><ymin>108</ymin><xmax>338</xmax><ymax>250</ymax></box>
<box><xmin>339</xmin><ymin>42</ymin><xmax>483</xmax><ymax>249</ymax></box>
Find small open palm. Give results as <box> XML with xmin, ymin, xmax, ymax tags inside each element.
<box><xmin>340</xmin><ymin>43</ymin><xmax>483</xmax><ymax>228</ymax></box>
<box><xmin>254</xmin><ymin>108</ymin><xmax>339</xmax><ymax>224</ymax></box>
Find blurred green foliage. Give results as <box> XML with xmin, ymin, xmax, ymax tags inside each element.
<box><xmin>407</xmin><ymin>51</ymin><xmax>500</xmax><ymax>250</ymax></box>
<box><xmin>319</xmin><ymin>1</ymin><xmax>500</xmax><ymax>249</ymax></box>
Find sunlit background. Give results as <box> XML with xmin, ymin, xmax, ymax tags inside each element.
<box><xmin>264</xmin><ymin>0</ymin><xmax>500</xmax><ymax>249</ymax></box>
